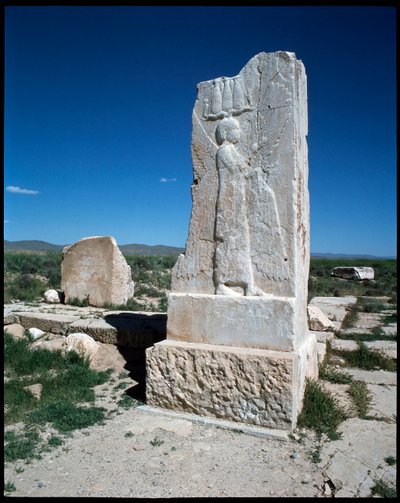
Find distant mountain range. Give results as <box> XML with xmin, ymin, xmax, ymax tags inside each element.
<box><xmin>4</xmin><ymin>240</ymin><xmax>185</xmax><ymax>256</ymax></box>
<box><xmin>3</xmin><ymin>240</ymin><xmax>395</xmax><ymax>259</ymax></box>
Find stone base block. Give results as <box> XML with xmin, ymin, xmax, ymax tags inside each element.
<box><xmin>146</xmin><ymin>336</ymin><xmax>317</xmax><ymax>431</ymax></box>
<box><xmin>167</xmin><ymin>293</ymin><xmax>308</xmax><ymax>351</ymax></box>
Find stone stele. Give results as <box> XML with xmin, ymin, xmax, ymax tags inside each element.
<box><xmin>61</xmin><ymin>236</ymin><xmax>134</xmax><ymax>307</ymax></box>
<box><xmin>146</xmin><ymin>51</ymin><xmax>318</xmax><ymax>431</ymax></box>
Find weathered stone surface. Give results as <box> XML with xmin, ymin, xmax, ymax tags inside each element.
<box><xmin>31</xmin><ymin>334</ymin><xmax>67</xmax><ymax>352</ymax></box>
<box><xmin>68</xmin><ymin>312</ymin><xmax>166</xmax><ymax>348</ymax></box>
<box><xmin>367</xmin><ymin>384</ymin><xmax>396</xmax><ymax>420</ymax></box>
<box><xmin>331</xmin><ymin>266</ymin><xmax>374</xmax><ymax>280</ymax></box>
<box><xmin>345</xmin><ymin>368</ymin><xmax>397</xmax><ymax>385</ymax></box>
<box><xmin>316</xmin><ymin>342</ymin><xmax>327</xmax><ymax>365</ymax></box>
<box><xmin>171</xmin><ymin>51</ymin><xmax>309</xmax><ymax>331</ymax></box>
<box><xmin>146</xmin><ymin>52</ymin><xmax>316</xmax><ymax>431</ymax></box>
<box><xmin>27</xmin><ymin>327</ymin><xmax>46</xmax><ymax>340</ymax></box>
<box><xmin>23</xmin><ymin>383</ymin><xmax>43</xmax><ymax>400</ymax></box>
<box><xmin>309</xmin><ymin>296</ymin><xmax>357</xmax><ymax>319</ymax></box>
<box><xmin>4</xmin><ymin>314</ymin><xmax>19</xmax><ymax>325</ymax></box>
<box><xmin>146</xmin><ymin>337</ymin><xmax>317</xmax><ymax>431</ymax></box>
<box><xmin>309</xmin><ymin>330</ymin><xmax>334</xmax><ymax>343</ymax></box>
<box><xmin>331</xmin><ymin>338</ymin><xmax>397</xmax><ymax>359</ymax></box>
<box><xmin>61</xmin><ymin>236</ymin><xmax>134</xmax><ymax>307</ymax></box>
<box><xmin>18</xmin><ymin>312</ymin><xmax>80</xmax><ymax>335</ymax></box>
<box><xmin>66</xmin><ymin>333</ymin><xmax>101</xmax><ymax>359</ymax></box>
<box><xmin>307</xmin><ymin>305</ymin><xmax>335</xmax><ymax>331</ymax></box>
<box><xmin>43</xmin><ymin>289</ymin><xmax>61</xmax><ymax>303</ymax></box>
<box><xmin>168</xmin><ymin>293</ymin><xmax>302</xmax><ymax>351</ymax></box>
<box><xmin>319</xmin><ymin>419</ymin><xmax>396</xmax><ymax>497</ymax></box>
<box><xmin>4</xmin><ymin>323</ymin><xmax>25</xmax><ymax>339</ymax></box>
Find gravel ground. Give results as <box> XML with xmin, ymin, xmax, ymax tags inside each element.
<box><xmin>4</xmin><ymin>403</ymin><xmax>327</xmax><ymax>498</ymax></box>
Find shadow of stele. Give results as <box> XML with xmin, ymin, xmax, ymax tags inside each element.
<box><xmin>103</xmin><ymin>312</ymin><xmax>167</xmax><ymax>403</ymax></box>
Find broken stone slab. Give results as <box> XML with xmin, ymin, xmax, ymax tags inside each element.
<box><xmin>18</xmin><ymin>312</ymin><xmax>81</xmax><ymax>335</ymax></box>
<box><xmin>307</xmin><ymin>305</ymin><xmax>335</xmax><ymax>331</ymax></box>
<box><xmin>68</xmin><ymin>312</ymin><xmax>167</xmax><ymax>348</ymax></box>
<box><xmin>331</xmin><ymin>266</ymin><xmax>374</xmax><ymax>280</ymax></box>
<box><xmin>3</xmin><ymin>323</ymin><xmax>26</xmax><ymax>339</ymax></box>
<box><xmin>61</xmin><ymin>236</ymin><xmax>134</xmax><ymax>307</ymax></box>
<box><xmin>146</xmin><ymin>336</ymin><xmax>318</xmax><ymax>431</ymax></box>
<box><xmin>319</xmin><ymin>418</ymin><xmax>396</xmax><ymax>497</ymax></box>
<box><xmin>167</xmin><ymin>293</ymin><xmax>308</xmax><ymax>352</ymax></box>
<box><xmin>309</xmin><ymin>296</ymin><xmax>357</xmax><ymax>323</ymax></box>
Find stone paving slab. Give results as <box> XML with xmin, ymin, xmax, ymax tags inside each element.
<box><xmin>17</xmin><ymin>312</ymin><xmax>81</xmax><ymax>335</ymax></box>
<box><xmin>4</xmin><ymin>303</ymin><xmax>167</xmax><ymax>348</ymax></box>
<box><xmin>330</xmin><ymin>338</ymin><xmax>397</xmax><ymax>359</ymax></box>
<box><xmin>382</xmin><ymin>324</ymin><xmax>397</xmax><ymax>336</ymax></box>
<box><xmin>367</xmin><ymin>384</ymin><xmax>397</xmax><ymax>421</ymax></box>
<box><xmin>309</xmin><ymin>330</ymin><xmax>334</xmax><ymax>343</ymax></box>
<box><xmin>345</xmin><ymin>368</ymin><xmax>397</xmax><ymax>386</ymax></box>
<box><xmin>319</xmin><ymin>418</ymin><xmax>396</xmax><ymax>497</ymax></box>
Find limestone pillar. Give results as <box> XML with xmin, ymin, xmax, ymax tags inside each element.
<box><xmin>146</xmin><ymin>52</ymin><xmax>318</xmax><ymax>431</ymax></box>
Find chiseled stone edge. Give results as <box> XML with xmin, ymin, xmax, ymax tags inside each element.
<box><xmin>146</xmin><ymin>338</ymin><xmax>317</xmax><ymax>431</ymax></box>
<box><xmin>138</xmin><ymin>405</ymin><xmax>290</xmax><ymax>441</ymax></box>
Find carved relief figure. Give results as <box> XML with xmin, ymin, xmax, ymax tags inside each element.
<box><xmin>214</xmin><ymin>117</ymin><xmax>263</xmax><ymax>296</ymax></box>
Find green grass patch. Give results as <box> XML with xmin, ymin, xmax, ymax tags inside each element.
<box><xmin>297</xmin><ymin>378</ymin><xmax>348</xmax><ymax>440</ymax></box>
<box><xmin>28</xmin><ymin>401</ymin><xmax>107</xmax><ymax>432</ymax></box>
<box><xmin>4</xmin><ymin>481</ymin><xmax>16</xmax><ymax>493</ymax></box>
<box><xmin>117</xmin><ymin>394</ymin><xmax>141</xmax><ymax>409</ymax></box>
<box><xmin>357</xmin><ymin>298</ymin><xmax>388</xmax><ymax>313</ymax></box>
<box><xmin>384</xmin><ymin>456</ymin><xmax>396</xmax><ymax>466</ymax></box>
<box><xmin>335</xmin><ymin>330</ymin><xmax>396</xmax><ymax>342</ymax></box>
<box><xmin>370</xmin><ymin>479</ymin><xmax>397</xmax><ymax>498</ymax></box>
<box><xmin>381</xmin><ymin>312</ymin><xmax>397</xmax><ymax>324</ymax></box>
<box><xmin>319</xmin><ymin>365</ymin><xmax>354</xmax><ymax>384</ymax></box>
<box><xmin>4</xmin><ymin>331</ymin><xmax>113</xmax><ymax>462</ymax></box>
<box><xmin>347</xmin><ymin>380</ymin><xmax>372</xmax><ymax>418</ymax></box>
<box><xmin>340</xmin><ymin>304</ymin><xmax>359</xmax><ymax>329</ymax></box>
<box><xmin>331</xmin><ymin>341</ymin><xmax>396</xmax><ymax>371</ymax></box>
<box><xmin>4</xmin><ymin>429</ymin><xmax>42</xmax><ymax>462</ymax></box>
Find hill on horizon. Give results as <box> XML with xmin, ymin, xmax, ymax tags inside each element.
<box><xmin>4</xmin><ymin>239</ymin><xmax>185</xmax><ymax>256</ymax></box>
<box><xmin>3</xmin><ymin>240</ymin><xmax>395</xmax><ymax>259</ymax></box>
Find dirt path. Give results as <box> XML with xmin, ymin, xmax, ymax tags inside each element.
<box><xmin>4</xmin><ymin>404</ymin><xmax>326</xmax><ymax>498</ymax></box>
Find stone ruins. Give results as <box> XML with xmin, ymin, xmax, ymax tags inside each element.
<box><xmin>146</xmin><ymin>51</ymin><xmax>318</xmax><ymax>431</ymax></box>
<box><xmin>61</xmin><ymin>236</ymin><xmax>134</xmax><ymax>307</ymax></box>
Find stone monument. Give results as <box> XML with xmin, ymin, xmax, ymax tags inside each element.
<box><xmin>146</xmin><ymin>51</ymin><xmax>318</xmax><ymax>431</ymax></box>
<box><xmin>61</xmin><ymin>236</ymin><xmax>134</xmax><ymax>307</ymax></box>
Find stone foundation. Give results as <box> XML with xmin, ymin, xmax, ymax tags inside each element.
<box><xmin>146</xmin><ymin>335</ymin><xmax>317</xmax><ymax>431</ymax></box>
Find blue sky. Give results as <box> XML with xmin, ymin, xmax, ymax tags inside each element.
<box><xmin>4</xmin><ymin>6</ymin><xmax>396</xmax><ymax>256</ymax></box>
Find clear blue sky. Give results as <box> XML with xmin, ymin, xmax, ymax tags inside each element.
<box><xmin>4</xmin><ymin>6</ymin><xmax>396</xmax><ymax>257</ymax></box>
